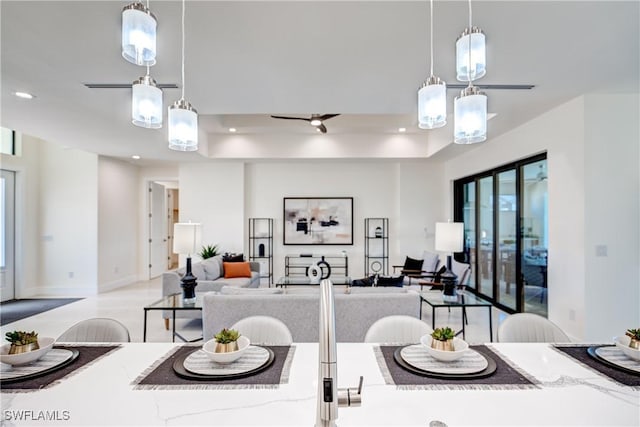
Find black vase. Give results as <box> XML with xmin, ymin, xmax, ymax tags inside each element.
<box><xmin>258</xmin><ymin>243</ymin><xmax>265</xmax><ymax>257</ymax></box>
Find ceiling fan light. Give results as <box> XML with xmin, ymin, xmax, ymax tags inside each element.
<box><xmin>132</xmin><ymin>75</ymin><xmax>162</xmax><ymax>129</ymax></box>
<box><xmin>456</xmin><ymin>27</ymin><xmax>486</xmax><ymax>82</ymax></box>
<box><xmin>310</xmin><ymin>118</ymin><xmax>322</xmax><ymax>126</ymax></box>
<box><xmin>168</xmin><ymin>99</ymin><xmax>198</xmax><ymax>151</ymax></box>
<box><xmin>418</xmin><ymin>76</ymin><xmax>447</xmax><ymax>129</ymax></box>
<box><xmin>454</xmin><ymin>86</ymin><xmax>487</xmax><ymax>144</ymax></box>
<box><xmin>122</xmin><ymin>2</ymin><xmax>157</xmax><ymax>66</ymax></box>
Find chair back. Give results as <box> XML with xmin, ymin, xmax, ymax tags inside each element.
<box><xmin>451</xmin><ymin>260</ymin><xmax>471</xmax><ymax>286</ymax></box>
<box><xmin>497</xmin><ymin>313</ymin><xmax>570</xmax><ymax>343</ymax></box>
<box><xmin>230</xmin><ymin>315</ymin><xmax>293</xmax><ymax>345</ymax></box>
<box><xmin>364</xmin><ymin>315</ymin><xmax>433</xmax><ymax>344</ymax></box>
<box><xmin>57</xmin><ymin>318</ymin><xmax>130</xmax><ymax>343</ymax></box>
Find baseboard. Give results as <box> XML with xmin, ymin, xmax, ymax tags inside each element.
<box><xmin>22</xmin><ymin>286</ymin><xmax>98</xmax><ymax>298</ymax></box>
<box><xmin>99</xmin><ymin>275</ymin><xmax>138</xmax><ymax>293</ymax></box>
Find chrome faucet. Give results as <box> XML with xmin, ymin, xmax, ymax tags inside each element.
<box><xmin>316</xmin><ymin>279</ymin><xmax>363</xmax><ymax>427</ymax></box>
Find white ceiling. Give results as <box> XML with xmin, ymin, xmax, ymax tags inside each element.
<box><xmin>1</xmin><ymin>1</ymin><xmax>638</xmax><ymax>164</ymax></box>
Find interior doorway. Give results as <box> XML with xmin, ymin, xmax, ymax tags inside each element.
<box><xmin>148</xmin><ymin>181</ymin><xmax>179</xmax><ymax>278</ymax></box>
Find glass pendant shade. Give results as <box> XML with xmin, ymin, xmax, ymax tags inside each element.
<box><xmin>122</xmin><ymin>2</ymin><xmax>157</xmax><ymax>66</ymax></box>
<box><xmin>132</xmin><ymin>75</ymin><xmax>162</xmax><ymax>129</ymax></box>
<box><xmin>456</xmin><ymin>27</ymin><xmax>486</xmax><ymax>81</ymax></box>
<box><xmin>168</xmin><ymin>99</ymin><xmax>198</xmax><ymax>151</ymax></box>
<box><xmin>454</xmin><ymin>86</ymin><xmax>487</xmax><ymax>144</ymax></box>
<box><xmin>418</xmin><ymin>76</ymin><xmax>447</xmax><ymax>129</ymax></box>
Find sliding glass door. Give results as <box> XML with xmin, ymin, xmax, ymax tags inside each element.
<box><xmin>454</xmin><ymin>154</ymin><xmax>548</xmax><ymax>316</ymax></box>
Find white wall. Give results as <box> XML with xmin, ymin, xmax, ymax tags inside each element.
<box><xmin>444</xmin><ymin>93</ymin><xmax>640</xmax><ymax>341</ymax></box>
<box><xmin>37</xmin><ymin>140</ymin><xmax>99</xmax><ymax>295</ymax></box>
<box><xmin>98</xmin><ymin>156</ymin><xmax>139</xmax><ymax>291</ymax></box>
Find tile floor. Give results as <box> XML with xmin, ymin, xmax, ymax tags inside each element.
<box><xmin>0</xmin><ymin>279</ymin><xmax>508</xmax><ymax>344</ymax></box>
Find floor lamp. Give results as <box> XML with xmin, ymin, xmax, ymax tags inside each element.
<box><xmin>435</xmin><ymin>222</ymin><xmax>464</xmax><ymax>302</ymax></box>
<box><xmin>173</xmin><ymin>222</ymin><xmax>202</xmax><ymax>303</ymax></box>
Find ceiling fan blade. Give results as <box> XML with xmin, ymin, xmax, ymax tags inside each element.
<box><xmin>317</xmin><ymin>123</ymin><xmax>327</xmax><ymax>133</ymax></box>
<box><xmin>270</xmin><ymin>115</ymin><xmax>311</xmax><ymax>122</ymax></box>
<box><xmin>318</xmin><ymin>114</ymin><xmax>340</xmax><ymax>121</ymax></box>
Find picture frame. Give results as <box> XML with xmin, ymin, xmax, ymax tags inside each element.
<box><xmin>283</xmin><ymin>197</ymin><xmax>353</xmax><ymax>245</ymax></box>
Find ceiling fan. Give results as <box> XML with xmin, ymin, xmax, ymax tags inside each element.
<box><xmin>270</xmin><ymin>114</ymin><xmax>340</xmax><ymax>133</ymax></box>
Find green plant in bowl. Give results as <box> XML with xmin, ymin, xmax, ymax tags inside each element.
<box><xmin>199</xmin><ymin>244</ymin><xmax>219</xmax><ymax>260</ymax></box>
<box><xmin>214</xmin><ymin>328</ymin><xmax>240</xmax><ymax>353</ymax></box>
<box><xmin>625</xmin><ymin>328</ymin><xmax>640</xmax><ymax>349</ymax></box>
<box><xmin>431</xmin><ymin>327</ymin><xmax>456</xmax><ymax>351</ymax></box>
<box><xmin>5</xmin><ymin>331</ymin><xmax>40</xmax><ymax>354</ymax></box>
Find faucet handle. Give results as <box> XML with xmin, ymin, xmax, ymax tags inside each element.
<box><xmin>338</xmin><ymin>376</ymin><xmax>363</xmax><ymax>407</ymax></box>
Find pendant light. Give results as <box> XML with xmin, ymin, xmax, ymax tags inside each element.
<box><xmin>168</xmin><ymin>0</ymin><xmax>198</xmax><ymax>152</ymax></box>
<box><xmin>456</xmin><ymin>0</ymin><xmax>486</xmax><ymax>82</ymax></box>
<box><xmin>122</xmin><ymin>1</ymin><xmax>157</xmax><ymax>66</ymax></box>
<box><xmin>132</xmin><ymin>67</ymin><xmax>163</xmax><ymax>129</ymax></box>
<box><xmin>418</xmin><ymin>0</ymin><xmax>446</xmax><ymax>129</ymax></box>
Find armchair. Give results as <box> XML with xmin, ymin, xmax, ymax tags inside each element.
<box><xmin>392</xmin><ymin>251</ymin><xmax>441</xmax><ymax>284</ymax></box>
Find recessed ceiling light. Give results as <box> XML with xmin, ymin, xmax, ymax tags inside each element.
<box><xmin>131</xmin><ymin>155</ymin><xmax>141</xmax><ymax>160</ymax></box>
<box><xmin>229</xmin><ymin>128</ymin><xmax>237</xmax><ymax>133</ymax></box>
<box><xmin>14</xmin><ymin>91</ymin><xmax>34</xmax><ymax>99</ymax></box>
<box><xmin>398</xmin><ymin>127</ymin><xmax>407</xmax><ymax>133</ymax></box>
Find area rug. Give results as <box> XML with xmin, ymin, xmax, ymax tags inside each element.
<box><xmin>0</xmin><ymin>298</ymin><xmax>84</xmax><ymax>326</ymax></box>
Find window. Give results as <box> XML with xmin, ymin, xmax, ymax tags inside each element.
<box><xmin>454</xmin><ymin>153</ymin><xmax>548</xmax><ymax>316</ymax></box>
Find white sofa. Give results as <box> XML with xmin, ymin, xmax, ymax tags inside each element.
<box><xmin>161</xmin><ymin>255</ymin><xmax>260</xmax><ymax>329</ymax></box>
<box><xmin>202</xmin><ymin>287</ymin><xmax>422</xmax><ymax>342</ymax></box>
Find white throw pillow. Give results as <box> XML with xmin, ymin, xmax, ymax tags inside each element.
<box><xmin>201</xmin><ymin>257</ymin><xmax>221</xmax><ymax>280</ymax></box>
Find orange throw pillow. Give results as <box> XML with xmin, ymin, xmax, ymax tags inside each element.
<box><xmin>223</xmin><ymin>262</ymin><xmax>252</xmax><ymax>279</ymax></box>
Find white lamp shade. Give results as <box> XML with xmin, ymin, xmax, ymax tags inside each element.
<box><xmin>456</xmin><ymin>29</ymin><xmax>486</xmax><ymax>82</ymax></box>
<box><xmin>173</xmin><ymin>223</ymin><xmax>202</xmax><ymax>255</ymax></box>
<box><xmin>418</xmin><ymin>81</ymin><xmax>447</xmax><ymax>129</ymax></box>
<box><xmin>132</xmin><ymin>77</ymin><xmax>162</xmax><ymax>129</ymax></box>
<box><xmin>435</xmin><ymin>222</ymin><xmax>464</xmax><ymax>252</ymax></box>
<box><xmin>454</xmin><ymin>89</ymin><xmax>487</xmax><ymax>144</ymax></box>
<box><xmin>122</xmin><ymin>3</ymin><xmax>157</xmax><ymax>66</ymax></box>
<box><xmin>168</xmin><ymin>101</ymin><xmax>198</xmax><ymax>151</ymax></box>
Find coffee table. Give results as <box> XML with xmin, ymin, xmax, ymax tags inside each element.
<box><xmin>143</xmin><ymin>293</ymin><xmax>204</xmax><ymax>342</ymax></box>
<box><xmin>276</xmin><ymin>276</ymin><xmax>351</xmax><ymax>288</ymax></box>
<box><xmin>419</xmin><ymin>290</ymin><xmax>493</xmax><ymax>342</ymax></box>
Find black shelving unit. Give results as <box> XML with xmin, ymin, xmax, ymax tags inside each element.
<box><xmin>248</xmin><ymin>218</ymin><xmax>274</xmax><ymax>287</ymax></box>
<box><xmin>364</xmin><ymin>218</ymin><xmax>389</xmax><ymax>275</ymax></box>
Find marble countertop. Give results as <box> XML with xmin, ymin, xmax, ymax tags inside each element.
<box><xmin>1</xmin><ymin>342</ymin><xmax>638</xmax><ymax>426</ymax></box>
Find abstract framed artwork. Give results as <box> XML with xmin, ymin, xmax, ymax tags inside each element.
<box><xmin>283</xmin><ymin>197</ymin><xmax>353</xmax><ymax>245</ymax></box>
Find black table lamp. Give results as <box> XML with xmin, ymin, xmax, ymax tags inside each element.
<box><xmin>435</xmin><ymin>221</ymin><xmax>464</xmax><ymax>302</ymax></box>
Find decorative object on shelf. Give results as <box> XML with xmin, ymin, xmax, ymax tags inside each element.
<box><xmin>417</xmin><ymin>0</ymin><xmax>447</xmax><ymax>130</ymax></box>
<box><xmin>258</xmin><ymin>243</ymin><xmax>265</xmax><ymax>257</ymax></box>
<box><xmin>173</xmin><ymin>222</ymin><xmax>202</xmax><ymax>303</ymax></box>
<box><xmin>198</xmin><ymin>244</ymin><xmax>219</xmax><ymax>260</ymax></box>
<box><xmin>5</xmin><ymin>330</ymin><xmax>39</xmax><ymax>354</ymax></box>
<box><xmin>374</xmin><ymin>226</ymin><xmax>383</xmax><ymax>238</ymax></box>
<box><xmin>307</xmin><ymin>256</ymin><xmax>332</xmax><ymax>284</ymax></box>
<box><xmin>430</xmin><ymin>327</ymin><xmax>456</xmax><ymax>351</ymax></box>
<box><xmin>213</xmin><ymin>328</ymin><xmax>240</xmax><ymax>353</ymax></box>
<box><xmin>121</xmin><ymin>1</ymin><xmax>157</xmax><ymax>66</ymax></box>
<box><xmin>168</xmin><ymin>0</ymin><xmax>198</xmax><ymax>151</ymax></box>
<box><xmin>283</xmin><ymin>197</ymin><xmax>353</xmax><ymax>245</ymax></box>
<box><xmin>454</xmin><ymin>0</ymin><xmax>488</xmax><ymax>144</ymax></box>
<box><xmin>435</xmin><ymin>221</ymin><xmax>464</xmax><ymax>302</ymax></box>
<box><xmin>626</xmin><ymin>328</ymin><xmax>640</xmax><ymax>349</ymax></box>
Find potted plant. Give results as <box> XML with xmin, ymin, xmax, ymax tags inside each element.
<box><xmin>214</xmin><ymin>328</ymin><xmax>240</xmax><ymax>353</ymax></box>
<box><xmin>5</xmin><ymin>330</ymin><xmax>40</xmax><ymax>355</ymax></box>
<box><xmin>199</xmin><ymin>244</ymin><xmax>219</xmax><ymax>260</ymax></box>
<box><xmin>431</xmin><ymin>327</ymin><xmax>456</xmax><ymax>352</ymax></box>
<box><xmin>625</xmin><ymin>328</ymin><xmax>640</xmax><ymax>349</ymax></box>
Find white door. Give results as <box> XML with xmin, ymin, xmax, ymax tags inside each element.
<box><xmin>1</xmin><ymin>170</ymin><xmax>16</xmax><ymax>301</ymax></box>
<box><xmin>148</xmin><ymin>182</ymin><xmax>168</xmax><ymax>278</ymax></box>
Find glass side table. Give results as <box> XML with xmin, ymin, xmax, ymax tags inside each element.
<box><xmin>419</xmin><ymin>290</ymin><xmax>494</xmax><ymax>342</ymax></box>
<box><xmin>143</xmin><ymin>293</ymin><xmax>204</xmax><ymax>342</ymax></box>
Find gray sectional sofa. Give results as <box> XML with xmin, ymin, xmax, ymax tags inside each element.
<box><xmin>161</xmin><ymin>255</ymin><xmax>260</xmax><ymax>329</ymax></box>
<box><xmin>202</xmin><ymin>287</ymin><xmax>422</xmax><ymax>342</ymax></box>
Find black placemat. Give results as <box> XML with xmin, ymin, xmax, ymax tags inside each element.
<box><xmin>132</xmin><ymin>345</ymin><xmax>295</xmax><ymax>390</ymax></box>
<box><xmin>1</xmin><ymin>345</ymin><xmax>121</xmax><ymax>392</ymax></box>
<box><xmin>553</xmin><ymin>345</ymin><xmax>640</xmax><ymax>387</ymax></box>
<box><xmin>376</xmin><ymin>345</ymin><xmax>539</xmax><ymax>390</ymax></box>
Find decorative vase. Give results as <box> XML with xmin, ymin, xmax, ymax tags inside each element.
<box><xmin>374</xmin><ymin>227</ymin><xmax>382</xmax><ymax>238</ymax></box>
<box><xmin>9</xmin><ymin>342</ymin><xmax>39</xmax><ymax>355</ymax></box>
<box><xmin>258</xmin><ymin>243</ymin><xmax>265</xmax><ymax>257</ymax></box>
<box><xmin>630</xmin><ymin>338</ymin><xmax>640</xmax><ymax>350</ymax></box>
<box><xmin>215</xmin><ymin>341</ymin><xmax>239</xmax><ymax>353</ymax></box>
<box><xmin>431</xmin><ymin>338</ymin><xmax>454</xmax><ymax>352</ymax></box>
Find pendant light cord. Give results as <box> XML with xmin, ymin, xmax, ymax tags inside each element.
<box><xmin>429</xmin><ymin>0</ymin><xmax>434</xmax><ymax>77</ymax></box>
<box><xmin>181</xmin><ymin>0</ymin><xmax>186</xmax><ymax>100</ymax></box>
<box><xmin>467</xmin><ymin>0</ymin><xmax>472</xmax><ymax>85</ymax></box>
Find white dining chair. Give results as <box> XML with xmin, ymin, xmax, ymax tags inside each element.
<box><xmin>364</xmin><ymin>315</ymin><xmax>433</xmax><ymax>344</ymax></box>
<box><xmin>497</xmin><ymin>313</ymin><xmax>570</xmax><ymax>343</ymax></box>
<box><xmin>230</xmin><ymin>316</ymin><xmax>293</xmax><ymax>345</ymax></box>
<box><xmin>57</xmin><ymin>318</ymin><xmax>131</xmax><ymax>343</ymax></box>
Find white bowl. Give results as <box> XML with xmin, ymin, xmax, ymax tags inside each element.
<box><xmin>420</xmin><ymin>335</ymin><xmax>469</xmax><ymax>362</ymax></box>
<box><xmin>202</xmin><ymin>335</ymin><xmax>250</xmax><ymax>364</ymax></box>
<box><xmin>614</xmin><ymin>335</ymin><xmax>640</xmax><ymax>361</ymax></box>
<box><xmin>0</xmin><ymin>337</ymin><xmax>55</xmax><ymax>366</ymax></box>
